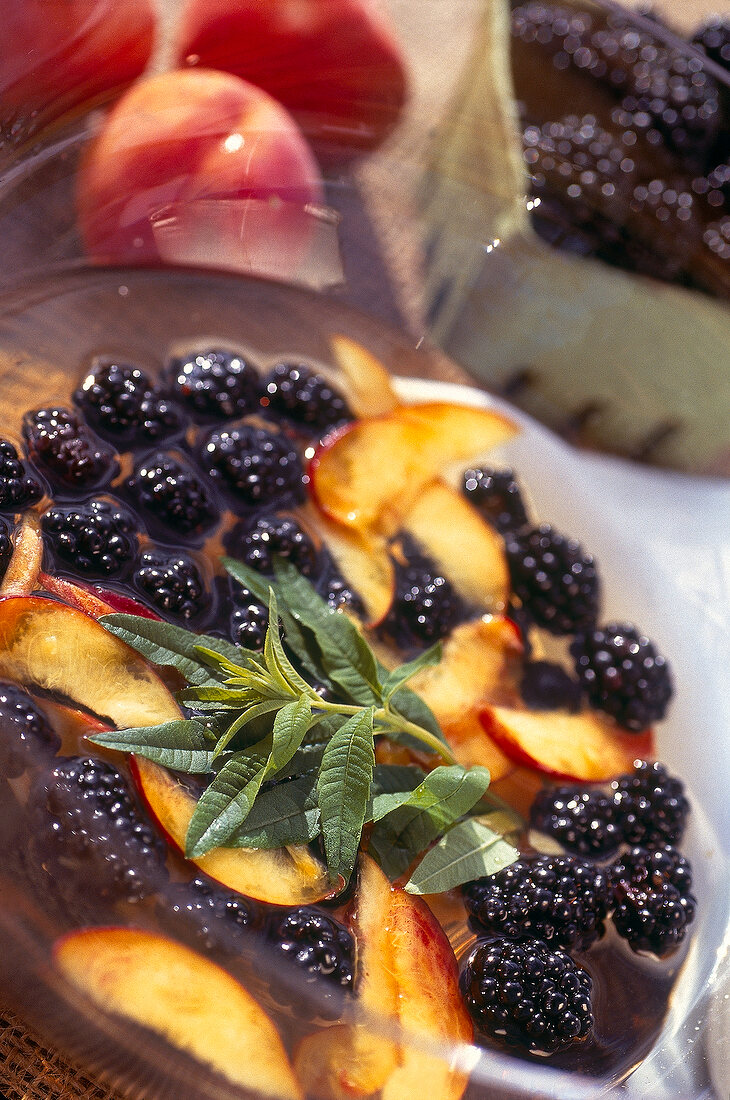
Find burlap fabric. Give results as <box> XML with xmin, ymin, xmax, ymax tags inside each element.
<box><xmin>0</xmin><ymin>1007</ymin><xmax>121</xmax><ymax>1100</ymax></box>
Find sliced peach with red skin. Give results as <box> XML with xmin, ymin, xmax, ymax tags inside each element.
<box><xmin>0</xmin><ymin>516</ymin><xmax>43</xmax><ymax>598</ymax></box>
<box><xmin>330</xmin><ymin>335</ymin><xmax>400</xmax><ymax>418</ymax></box>
<box><xmin>309</xmin><ymin>402</ymin><xmax>518</xmax><ymax>536</ymax></box>
<box><xmin>380</xmin><ymin>889</ymin><xmax>473</xmax><ymax>1100</ymax></box>
<box><xmin>294</xmin><ymin>854</ymin><xmax>400</xmax><ymax>1098</ymax></box>
<box><xmin>0</xmin><ymin>596</ymin><xmax>181</xmax><ymax>729</ymax></box>
<box><xmin>131</xmin><ymin>756</ymin><xmax>332</xmax><ymax>907</ymax></box>
<box><xmin>54</xmin><ymin>928</ymin><xmax>302</xmax><ymax>1100</ymax></box>
<box><xmin>175</xmin><ymin>0</ymin><xmax>407</xmax><ymax>161</ymax></box>
<box><xmin>294</xmin><ymin>855</ymin><xmax>471</xmax><ymax>1100</ymax></box>
<box><xmin>39</xmin><ymin>572</ymin><xmax>160</xmax><ymax>621</ymax></box>
<box><xmin>77</xmin><ymin>68</ymin><xmax>323</xmax><ymax>278</ymax></box>
<box><xmin>3</xmin><ymin>0</ymin><xmax>155</xmax><ymax>154</ymax></box>
<box><xmin>481</xmin><ymin>703</ymin><xmax>655</xmax><ymax>783</ymax></box>
<box><xmin>402</xmin><ymin>481</ymin><xmax>510</xmax><ymax>612</ymax></box>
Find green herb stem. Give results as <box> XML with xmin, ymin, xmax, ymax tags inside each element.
<box><xmin>307</xmin><ymin>698</ymin><xmax>458</xmax><ymax>764</ymax></box>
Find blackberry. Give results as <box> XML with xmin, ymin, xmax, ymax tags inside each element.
<box><xmin>520</xmin><ymin>660</ymin><xmax>582</xmax><ymax>712</ymax></box>
<box><xmin>41</xmin><ymin>497</ymin><xmax>137</xmax><ymax>576</ymax></box>
<box><xmin>462</xmin><ymin>467</ymin><xmax>530</xmax><ymax>533</ymax></box>
<box><xmin>128</xmin><ymin>452</ymin><xmax>219</xmax><ymax>536</ymax></box>
<box><xmin>200</xmin><ymin>423</ymin><xmax>305</xmax><ymax>508</ymax></box>
<box><xmin>0</xmin><ymin>682</ymin><xmax>60</xmax><ymax>778</ymax></box>
<box><xmin>262</xmin><ymin>363</ymin><xmax>353</xmax><ymax>434</ymax></box>
<box><xmin>0</xmin><ymin>517</ymin><xmax>11</xmax><ymax>579</ymax></box>
<box><xmin>227</xmin><ymin>513</ymin><xmax>319</xmax><ymax>577</ymax></box>
<box><xmin>166</xmin><ymin>348</ymin><xmax>261</xmax><ymax>421</ymax></box>
<box><xmin>23</xmin><ymin>407</ymin><xmax>118</xmax><ymax>492</ymax></box>
<box><xmin>134</xmin><ymin>550</ymin><xmax>206</xmax><ymax>621</ymax></box>
<box><xmin>28</xmin><ymin>756</ymin><xmax>168</xmax><ymax>904</ymax></box>
<box><xmin>571</xmin><ymin>623</ymin><xmax>673</xmax><ymax>731</ymax></box>
<box><xmin>161</xmin><ymin>876</ymin><xmax>261</xmax><ymax>958</ymax></box>
<box><xmin>461</xmin><ymin>936</ymin><xmax>593</xmax><ymax>1053</ymax></box>
<box><xmin>505</xmin><ymin>524</ymin><xmax>600</xmax><ymax>636</ymax></box>
<box><xmin>267</xmin><ymin>907</ymin><xmax>355</xmax><ymax>1014</ymax></box>
<box><xmin>610</xmin><ymin>845</ymin><xmax>695</xmax><ymax>956</ymax></box>
<box><xmin>692</xmin><ymin>17</ymin><xmax>730</xmax><ymax>71</ymax></box>
<box><xmin>463</xmin><ymin>854</ymin><xmax>609</xmax><ymax>951</ymax></box>
<box><xmin>611</xmin><ymin>760</ymin><xmax>689</xmax><ymax>847</ymax></box>
<box><xmin>388</xmin><ymin>537</ymin><xmax>463</xmax><ymax>646</ymax></box>
<box><xmin>229</xmin><ymin>585</ymin><xmax>269</xmax><ymax>650</ymax></box>
<box><xmin>321</xmin><ymin>566</ymin><xmax>366</xmax><ymax>617</ymax></box>
<box><xmin>530</xmin><ymin>786</ymin><xmax>621</xmax><ymax>858</ymax></box>
<box><xmin>0</xmin><ymin>438</ymin><xmax>43</xmax><ymax>511</ymax></box>
<box><xmin>75</xmin><ymin>360</ymin><xmax>185</xmax><ymax>442</ymax></box>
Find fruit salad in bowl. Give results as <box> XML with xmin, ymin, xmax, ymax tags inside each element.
<box><xmin>0</xmin><ymin>269</ymin><xmax>726</xmax><ymax>1100</ymax></box>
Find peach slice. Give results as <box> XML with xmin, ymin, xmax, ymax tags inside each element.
<box><xmin>39</xmin><ymin>573</ymin><xmax>160</xmax><ymax>621</ymax></box>
<box><xmin>311</xmin><ymin>513</ymin><xmax>395</xmax><ymax>626</ymax></box>
<box><xmin>0</xmin><ymin>596</ymin><xmax>180</xmax><ymax>729</ymax></box>
<box><xmin>309</xmin><ymin>402</ymin><xmax>517</xmax><ymax>536</ymax></box>
<box><xmin>131</xmin><ymin>757</ymin><xmax>332</xmax><ymax>907</ymax></box>
<box><xmin>329</xmin><ymin>335</ymin><xmax>399</xmax><ymax>418</ymax></box>
<box><xmin>407</xmin><ymin>617</ymin><xmax>521</xmax><ymax>782</ymax></box>
<box><xmin>294</xmin><ymin>855</ymin><xmax>471</xmax><ymax>1100</ymax></box>
<box><xmin>54</xmin><ymin>928</ymin><xmax>302</xmax><ymax>1099</ymax></box>
<box><xmin>380</xmin><ymin>889</ymin><xmax>473</xmax><ymax>1100</ymax></box>
<box><xmin>294</xmin><ymin>854</ymin><xmax>399</xmax><ymax>1098</ymax></box>
<box><xmin>401</xmin><ymin>481</ymin><xmax>510</xmax><ymax>612</ymax></box>
<box><xmin>0</xmin><ymin>515</ymin><xmax>43</xmax><ymax>598</ymax></box>
<box><xmin>481</xmin><ymin>704</ymin><xmax>655</xmax><ymax>783</ymax></box>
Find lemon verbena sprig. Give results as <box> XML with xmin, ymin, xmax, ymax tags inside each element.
<box><xmin>92</xmin><ymin>558</ymin><xmax>518</xmax><ymax>894</ymax></box>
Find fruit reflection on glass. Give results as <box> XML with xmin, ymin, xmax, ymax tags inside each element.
<box><xmin>76</xmin><ymin>69</ymin><xmax>325</xmax><ymax>279</ymax></box>
<box><xmin>2</xmin><ymin>0</ymin><xmax>155</xmax><ymax>155</ymax></box>
<box><xmin>175</xmin><ymin>0</ymin><xmax>408</xmax><ymax>161</ymax></box>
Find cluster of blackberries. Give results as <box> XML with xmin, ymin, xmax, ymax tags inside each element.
<box><xmin>511</xmin><ymin>3</ymin><xmax>730</xmax><ymax>297</ymax></box>
<box><xmin>530</xmin><ymin>760</ymin><xmax>689</xmax><ymax>857</ymax></box>
<box><xmin>462</xmin><ymin>466</ymin><xmax>673</xmax><ymax>730</ymax></box>
<box><xmin>461</xmin><ymin>821</ymin><xmax>696</xmax><ymax>1051</ymax></box>
<box><xmin>523</xmin><ymin>762</ymin><xmax>696</xmax><ymax>955</ymax></box>
<box><xmin>27</xmin><ymin>756</ymin><xmax>168</xmax><ymax>913</ymax></box>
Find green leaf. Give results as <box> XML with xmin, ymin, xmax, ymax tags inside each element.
<box><xmin>229</xmin><ymin>774</ymin><xmax>320</xmax><ymax>848</ymax></box>
<box><xmin>276</xmin><ymin>742</ymin><xmax>326</xmax><ymax>780</ymax></box>
<box><xmin>382</xmin><ymin>643</ymin><xmax>442</xmax><ymax>704</ymax></box>
<box><xmin>264</xmin><ymin>590</ymin><xmax>313</xmax><ymax>697</ymax></box>
<box><xmin>405</xmin><ymin>817</ymin><xmax>518</xmax><ymax>894</ymax></box>
<box><xmin>100</xmin><ymin>615</ymin><xmax>249</xmax><ymax>685</ymax></box>
<box><xmin>369</xmin><ymin>765</ymin><xmax>490</xmax><ymax>879</ymax></box>
<box><xmin>370</xmin><ymin>790</ymin><xmax>418</xmax><ymax>821</ymax></box>
<box><xmin>386</xmin><ymin>682</ymin><xmax>447</xmax><ymax>747</ymax></box>
<box><xmin>371</xmin><ymin>763</ymin><xmax>427</xmax><ymax>795</ymax></box>
<box><xmin>88</xmin><ymin>720</ymin><xmax>216</xmax><ymax>773</ymax></box>
<box><xmin>273</xmin><ymin>559</ymin><xmax>382</xmax><ymax>705</ymax></box>
<box><xmin>270</xmin><ymin>697</ymin><xmax>313</xmax><ymax>771</ymax></box>
<box><xmin>212</xmin><ymin>701</ymin><xmax>285</xmax><ymax>759</ymax></box>
<box><xmin>186</xmin><ymin>740</ymin><xmax>272</xmax><ymax>857</ymax></box>
<box><xmin>317</xmin><ymin>707</ymin><xmax>375</xmax><ymax>885</ymax></box>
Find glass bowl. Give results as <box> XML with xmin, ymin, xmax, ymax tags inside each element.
<box><xmin>0</xmin><ymin>268</ymin><xmax>727</xmax><ymax>1100</ymax></box>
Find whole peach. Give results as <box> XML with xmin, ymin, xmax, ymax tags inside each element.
<box><xmin>2</xmin><ymin>0</ymin><xmax>155</xmax><ymax>153</ymax></box>
<box><xmin>175</xmin><ymin>0</ymin><xmax>408</xmax><ymax>161</ymax></box>
<box><xmin>76</xmin><ymin>69</ymin><xmax>325</xmax><ymax>281</ymax></box>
